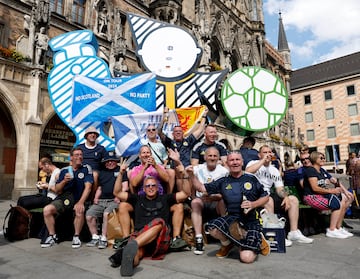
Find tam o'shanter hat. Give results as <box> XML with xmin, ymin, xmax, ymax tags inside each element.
<box><xmin>102</xmin><ymin>150</ymin><xmax>120</xmax><ymax>163</ymax></box>
<box><xmin>84</xmin><ymin>126</ymin><xmax>99</xmax><ymax>138</ymax></box>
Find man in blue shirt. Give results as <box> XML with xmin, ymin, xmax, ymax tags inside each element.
<box><xmin>41</xmin><ymin>147</ymin><xmax>93</xmax><ymax>249</ymax></box>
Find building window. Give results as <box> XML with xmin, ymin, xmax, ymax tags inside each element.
<box><xmin>349</xmin><ymin>143</ymin><xmax>360</xmax><ymax>154</ymax></box>
<box><xmin>72</xmin><ymin>0</ymin><xmax>86</xmax><ymax>24</ymax></box>
<box><xmin>50</xmin><ymin>0</ymin><xmax>64</xmax><ymax>15</ymax></box>
<box><xmin>305</xmin><ymin>112</ymin><xmax>313</xmax><ymax>123</ymax></box>
<box><xmin>0</xmin><ymin>22</ymin><xmax>5</xmax><ymax>46</ymax></box>
<box><xmin>325</xmin><ymin>108</ymin><xmax>334</xmax><ymax>120</ymax></box>
<box><xmin>324</xmin><ymin>90</ymin><xmax>332</xmax><ymax>100</ymax></box>
<box><xmin>350</xmin><ymin>123</ymin><xmax>360</xmax><ymax>136</ymax></box>
<box><xmin>0</xmin><ymin>21</ymin><xmax>9</xmax><ymax>47</ymax></box>
<box><xmin>327</xmin><ymin>126</ymin><xmax>336</xmax><ymax>138</ymax></box>
<box><xmin>347</xmin><ymin>85</ymin><xmax>355</xmax><ymax>96</ymax></box>
<box><xmin>325</xmin><ymin>145</ymin><xmax>340</xmax><ymax>163</ymax></box>
<box><xmin>306</xmin><ymin>129</ymin><xmax>315</xmax><ymax>141</ymax></box>
<box><xmin>304</xmin><ymin>95</ymin><xmax>311</xmax><ymax>105</ymax></box>
<box><xmin>348</xmin><ymin>104</ymin><xmax>358</xmax><ymax>116</ymax></box>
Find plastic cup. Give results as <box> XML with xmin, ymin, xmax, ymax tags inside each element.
<box><xmin>68</xmin><ymin>166</ymin><xmax>74</xmax><ymax>178</ymax></box>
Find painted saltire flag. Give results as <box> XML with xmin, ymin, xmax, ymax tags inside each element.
<box><xmin>70</xmin><ymin>73</ymin><xmax>156</xmax><ymax>125</ymax></box>
<box><xmin>111</xmin><ymin>106</ymin><xmax>206</xmax><ymax>157</ymax></box>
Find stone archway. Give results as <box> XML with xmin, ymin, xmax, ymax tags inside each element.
<box><xmin>0</xmin><ymin>100</ymin><xmax>17</xmax><ymax>199</ymax></box>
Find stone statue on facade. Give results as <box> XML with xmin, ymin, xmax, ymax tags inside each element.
<box><xmin>225</xmin><ymin>53</ymin><xmax>232</xmax><ymax>72</ymax></box>
<box><xmin>114</xmin><ymin>56</ymin><xmax>128</xmax><ymax>73</ymax></box>
<box><xmin>34</xmin><ymin>27</ymin><xmax>49</xmax><ymax>65</ymax></box>
<box><xmin>97</xmin><ymin>6</ymin><xmax>109</xmax><ymax>35</ymax></box>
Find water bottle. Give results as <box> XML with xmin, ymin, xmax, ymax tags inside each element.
<box><xmin>243</xmin><ymin>195</ymin><xmax>250</xmax><ymax>214</ymax></box>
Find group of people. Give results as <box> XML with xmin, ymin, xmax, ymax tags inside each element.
<box><xmin>17</xmin><ymin>110</ymin><xmax>355</xmax><ymax>276</ymax></box>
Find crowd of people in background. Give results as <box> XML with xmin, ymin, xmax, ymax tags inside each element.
<box><xmin>17</xmin><ymin>108</ymin><xmax>357</xmax><ymax>277</ymax></box>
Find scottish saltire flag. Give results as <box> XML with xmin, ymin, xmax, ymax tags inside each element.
<box><xmin>112</xmin><ymin>110</ymin><xmax>179</xmax><ymax>157</ymax></box>
<box><xmin>112</xmin><ymin>106</ymin><xmax>206</xmax><ymax>156</ymax></box>
<box><xmin>70</xmin><ymin>73</ymin><xmax>156</xmax><ymax>125</ymax></box>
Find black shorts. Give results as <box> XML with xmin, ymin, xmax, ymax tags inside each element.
<box><xmin>270</xmin><ymin>192</ymin><xmax>286</xmax><ymax>214</ymax></box>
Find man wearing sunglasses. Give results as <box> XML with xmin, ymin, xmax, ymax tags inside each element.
<box><xmin>112</xmin><ymin>154</ymin><xmax>191</xmax><ymax>277</ymax></box>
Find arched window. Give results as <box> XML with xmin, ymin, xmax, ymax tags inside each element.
<box><xmin>72</xmin><ymin>0</ymin><xmax>86</xmax><ymax>24</ymax></box>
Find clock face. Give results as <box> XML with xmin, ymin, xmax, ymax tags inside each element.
<box><xmin>138</xmin><ymin>26</ymin><xmax>201</xmax><ymax>80</ymax></box>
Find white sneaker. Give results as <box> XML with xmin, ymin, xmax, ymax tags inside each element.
<box><xmin>285</xmin><ymin>239</ymin><xmax>293</xmax><ymax>247</ymax></box>
<box><xmin>338</xmin><ymin>227</ymin><xmax>353</xmax><ymax>238</ymax></box>
<box><xmin>287</xmin><ymin>229</ymin><xmax>314</xmax><ymax>244</ymax></box>
<box><xmin>72</xmin><ymin>235</ymin><xmax>82</xmax><ymax>248</ymax></box>
<box><xmin>326</xmin><ymin>228</ymin><xmax>349</xmax><ymax>239</ymax></box>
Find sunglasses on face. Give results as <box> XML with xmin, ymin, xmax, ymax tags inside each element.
<box><xmin>144</xmin><ymin>183</ymin><xmax>157</xmax><ymax>188</ymax></box>
<box><xmin>147</xmin><ymin>129</ymin><xmax>156</xmax><ymax>132</ymax></box>
<box><xmin>300</xmin><ymin>157</ymin><xmax>310</xmax><ymax>162</ymax></box>
<box><xmin>320</xmin><ymin>157</ymin><xmax>326</xmax><ymax>160</ymax></box>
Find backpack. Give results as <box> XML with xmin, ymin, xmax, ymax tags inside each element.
<box><xmin>3</xmin><ymin>205</ymin><xmax>32</xmax><ymax>242</ymax></box>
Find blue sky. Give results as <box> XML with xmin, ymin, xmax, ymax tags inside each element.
<box><xmin>263</xmin><ymin>0</ymin><xmax>360</xmax><ymax>70</ymax></box>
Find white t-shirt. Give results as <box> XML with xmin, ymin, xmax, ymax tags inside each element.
<box><xmin>193</xmin><ymin>163</ymin><xmax>229</xmax><ymax>197</ymax></box>
<box><xmin>47</xmin><ymin>167</ymin><xmax>60</xmax><ymax>200</ymax></box>
<box><xmin>246</xmin><ymin>160</ymin><xmax>283</xmax><ymax>194</ymax></box>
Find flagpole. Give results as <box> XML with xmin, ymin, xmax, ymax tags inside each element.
<box><xmin>332</xmin><ymin>144</ymin><xmax>337</xmax><ymax>171</ymax></box>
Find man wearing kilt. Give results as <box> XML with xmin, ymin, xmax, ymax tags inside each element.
<box><xmin>113</xmin><ymin>150</ymin><xmax>191</xmax><ymax>276</ymax></box>
<box><xmin>188</xmin><ymin>151</ymin><xmax>270</xmax><ymax>263</ymax></box>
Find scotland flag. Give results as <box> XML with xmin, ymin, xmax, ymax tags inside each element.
<box><xmin>111</xmin><ymin>110</ymin><xmax>179</xmax><ymax>157</ymax></box>
<box><xmin>70</xmin><ymin>73</ymin><xmax>156</xmax><ymax>125</ymax></box>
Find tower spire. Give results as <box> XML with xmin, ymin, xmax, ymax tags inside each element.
<box><xmin>277</xmin><ymin>11</ymin><xmax>291</xmax><ymax>70</ymax></box>
<box><xmin>277</xmin><ymin>11</ymin><xmax>289</xmax><ymax>51</ymax></box>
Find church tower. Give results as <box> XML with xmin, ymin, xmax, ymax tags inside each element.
<box><xmin>277</xmin><ymin>12</ymin><xmax>291</xmax><ymax>70</ymax></box>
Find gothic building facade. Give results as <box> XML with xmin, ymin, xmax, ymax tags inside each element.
<box><xmin>0</xmin><ymin>0</ymin><xmax>293</xmax><ymax>199</ymax></box>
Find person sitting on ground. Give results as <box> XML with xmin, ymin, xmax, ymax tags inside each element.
<box><xmin>246</xmin><ymin>145</ymin><xmax>314</xmax><ymax>246</ymax></box>
<box><xmin>118</xmin><ymin>145</ymin><xmax>188</xmax><ymax>251</ymax></box>
<box><xmin>238</xmin><ymin>136</ymin><xmax>258</xmax><ymax>170</ymax></box>
<box><xmin>303</xmin><ymin>151</ymin><xmax>354</xmax><ymax>239</ymax></box>
<box><xmin>86</xmin><ymin>151</ymin><xmax>128</xmax><ymax>249</ymax></box>
<box><xmin>41</xmin><ymin>147</ymin><xmax>93</xmax><ymax>248</ymax></box>
<box><xmin>188</xmin><ymin>151</ymin><xmax>270</xmax><ymax>263</ymax></box>
<box><xmin>112</xmin><ymin>163</ymin><xmax>191</xmax><ymax>276</ymax></box>
<box><xmin>17</xmin><ymin>157</ymin><xmax>60</xmax><ymax>210</ymax></box>
<box><xmin>190</xmin><ymin>146</ymin><xmax>229</xmax><ymax>255</ymax></box>
<box><xmin>191</xmin><ymin>124</ymin><xmax>227</xmax><ymax>166</ymax></box>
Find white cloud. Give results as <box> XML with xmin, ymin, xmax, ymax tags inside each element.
<box><xmin>264</xmin><ymin>0</ymin><xmax>360</xmax><ymax>66</ymax></box>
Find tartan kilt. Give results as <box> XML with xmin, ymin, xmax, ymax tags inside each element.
<box><xmin>130</xmin><ymin>218</ymin><xmax>171</xmax><ymax>260</ymax></box>
<box><xmin>205</xmin><ymin>215</ymin><xmax>262</xmax><ymax>253</ymax></box>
